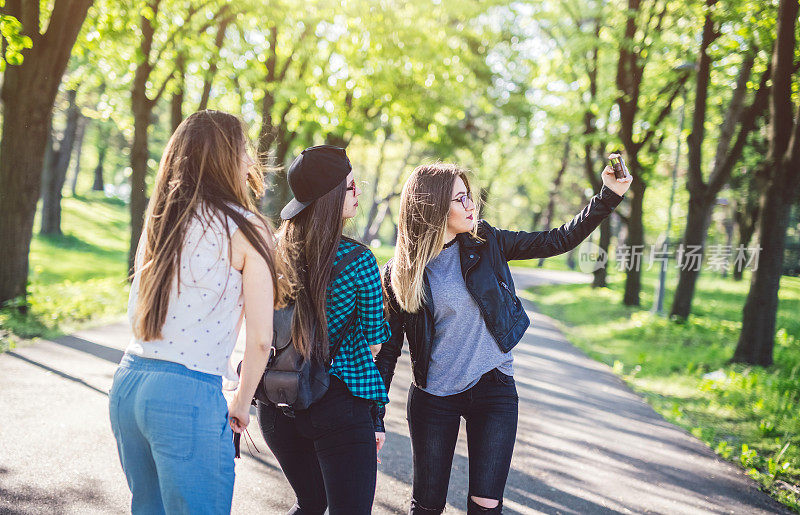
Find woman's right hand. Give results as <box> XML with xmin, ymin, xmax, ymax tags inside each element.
<box><xmin>228</xmin><ymin>394</ymin><xmax>251</xmax><ymax>433</ymax></box>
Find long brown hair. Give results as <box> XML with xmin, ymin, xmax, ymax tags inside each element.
<box><xmin>275</xmin><ymin>180</ymin><xmax>347</xmax><ymax>361</ymax></box>
<box><xmin>391</xmin><ymin>163</ymin><xmax>480</xmax><ymax>313</ymax></box>
<box><xmin>133</xmin><ymin>110</ymin><xmax>280</xmax><ymax>341</ymax></box>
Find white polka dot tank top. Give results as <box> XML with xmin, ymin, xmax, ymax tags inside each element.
<box><xmin>125</xmin><ymin>205</ymin><xmax>256</xmax><ymax>381</ymax></box>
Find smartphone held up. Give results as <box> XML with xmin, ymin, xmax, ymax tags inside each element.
<box><xmin>609</xmin><ymin>150</ymin><xmax>628</xmax><ymax>180</ymax></box>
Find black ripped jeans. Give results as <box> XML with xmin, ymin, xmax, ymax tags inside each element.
<box><xmin>256</xmin><ymin>376</ymin><xmax>377</xmax><ymax>515</ymax></box>
<box><xmin>407</xmin><ymin>368</ymin><xmax>519</xmax><ymax>515</ymax></box>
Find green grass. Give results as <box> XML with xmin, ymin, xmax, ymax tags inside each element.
<box><xmin>1</xmin><ymin>193</ymin><xmax>130</xmax><ymax>352</ymax></box>
<box><xmin>523</xmin><ymin>267</ymin><xmax>800</xmax><ymax>511</ymax></box>
<box><xmin>28</xmin><ymin>194</ymin><xmax>129</xmax><ymax>283</ymax></box>
<box><xmin>509</xmin><ymin>255</ymin><xmax>574</xmax><ymax>271</ymax></box>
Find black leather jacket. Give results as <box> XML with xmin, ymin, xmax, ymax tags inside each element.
<box><xmin>372</xmin><ymin>185</ymin><xmax>623</xmax><ymax>431</ymax></box>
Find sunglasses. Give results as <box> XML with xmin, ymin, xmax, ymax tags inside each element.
<box><xmin>346</xmin><ymin>180</ymin><xmax>364</xmax><ymax>197</ymax></box>
<box><xmin>452</xmin><ymin>192</ymin><xmax>473</xmax><ymax>210</ymax></box>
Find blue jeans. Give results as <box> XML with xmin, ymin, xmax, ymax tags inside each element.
<box><xmin>109</xmin><ymin>354</ymin><xmax>235</xmax><ymax>514</ymax></box>
<box><xmin>407</xmin><ymin>368</ymin><xmax>519</xmax><ymax>514</ymax></box>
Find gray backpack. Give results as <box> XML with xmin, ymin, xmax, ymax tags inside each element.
<box><xmin>252</xmin><ymin>245</ymin><xmax>367</xmax><ymax>413</ymax></box>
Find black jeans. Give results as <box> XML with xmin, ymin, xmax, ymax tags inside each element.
<box><xmin>407</xmin><ymin>368</ymin><xmax>519</xmax><ymax>515</ymax></box>
<box><xmin>256</xmin><ymin>376</ymin><xmax>377</xmax><ymax>515</ymax></box>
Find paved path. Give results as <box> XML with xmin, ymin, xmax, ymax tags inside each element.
<box><xmin>0</xmin><ymin>268</ymin><xmax>789</xmax><ymax>514</ymax></box>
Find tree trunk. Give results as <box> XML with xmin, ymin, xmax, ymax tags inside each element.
<box><xmin>362</xmin><ymin>131</ymin><xmax>390</xmax><ymax>239</ymax></box>
<box><xmin>171</xmin><ymin>53</ymin><xmax>185</xmax><ymax>133</ymax></box>
<box><xmin>0</xmin><ymin>95</ymin><xmax>54</xmax><ymax>305</ymax></box>
<box><xmin>622</xmin><ymin>169</ymin><xmax>646</xmax><ymax>306</ymax></box>
<box><xmin>593</xmin><ymin>217</ymin><xmax>612</xmax><ymax>287</ymax></box>
<box><xmin>731</xmin><ymin>160</ymin><xmax>767</xmax><ymax>280</ymax></box>
<box><xmin>583</xmin><ymin>139</ymin><xmax>611</xmax><ymax>287</ymax></box>
<box><xmin>41</xmin><ymin>88</ymin><xmax>81</xmax><ymax>235</ymax></box>
<box><xmin>580</xmin><ymin>23</ymin><xmax>611</xmax><ymax>288</ymax></box>
<box><xmin>670</xmin><ymin>195</ymin><xmax>714</xmax><ymax>319</ymax></box>
<box><xmin>92</xmin><ymin>152</ymin><xmax>106</xmax><ymax>192</ymax></box>
<box><xmin>732</xmin><ymin>0</ymin><xmax>800</xmax><ymax>365</ymax></box>
<box><xmin>732</xmin><ymin>210</ymin><xmax>758</xmax><ymax>281</ymax></box>
<box><xmin>69</xmin><ymin>115</ymin><xmax>88</xmax><ymax>196</ymax></box>
<box><xmin>273</xmin><ymin>131</ymin><xmax>295</xmax><ymax>212</ymax></box>
<box><xmin>530</xmin><ymin>210</ymin><xmax>542</xmax><ymax>232</ymax></box>
<box><xmin>129</xmin><ymin>14</ymin><xmax>154</xmax><ymax>272</ymax></box>
<box><xmin>363</xmin><ymin>144</ymin><xmax>413</xmax><ymax>242</ymax></box>
<box><xmin>197</xmin><ymin>16</ymin><xmax>230</xmax><ymax>111</ymax></box>
<box><xmin>92</xmin><ymin>124</ymin><xmax>110</xmax><ymax>192</ymax></box>
<box><xmin>129</xmin><ymin>101</ymin><xmax>152</xmax><ymax>273</ymax></box>
<box><xmin>0</xmin><ymin>0</ymin><xmax>93</xmax><ymax>306</ymax></box>
<box><xmin>566</xmin><ymin>247</ymin><xmax>577</xmax><ymax>270</ymax></box>
<box><xmin>364</xmin><ymin>202</ymin><xmax>392</xmax><ymax>244</ymax></box>
<box><xmin>128</xmin><ymin>0</ymin><xmax>180</xmax><ymax>273</ymax></box>
<box><xmin>732</xmin><ymin>177</ymin><xmax>793</xmax><ymax>365</ymax></box>
<box><xmin>538</xmin><ymin>138</ymin><xmax>570</xmax><ymax>267</ymax></box>
<box><xmin>614</xmin><ymin>0</ymin><xmax>687</xmax><ymax>306</ymax></box>
<box><xmin>670</xmin><ymin>34</ymin><xmax>764</xmax><ymax>318</ymax></box>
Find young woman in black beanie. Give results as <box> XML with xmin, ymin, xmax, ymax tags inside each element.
<box><xmin>257</xmin><ymin>145</ymin><xmax>391</xmax><ymax>515</ymax></box>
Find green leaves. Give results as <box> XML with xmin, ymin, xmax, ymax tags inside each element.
<box><xmin>1</xmin><ymin>12</ymin><xmax>33</xmax><ymax>68</ymax></box>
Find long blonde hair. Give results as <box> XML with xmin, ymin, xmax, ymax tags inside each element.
<box><xmin>390</xmin><ymin>163</ymin><xmax>480</xmax><ymax>313</ymax></box>
<box><xmin>133</xmin><ymin>110</ymin><xmax>280</xmax><ymax>341</ymax></box>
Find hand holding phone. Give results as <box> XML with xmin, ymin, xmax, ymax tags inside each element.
<box><xmin>609</xmin><ymin>150</ymin><xmax>628</xmax><ymax>180</ymax></box>
<box><xmin>601</xmin><ymin>151</ymin><xmax>633</xmax><ymax>197</ymax></box>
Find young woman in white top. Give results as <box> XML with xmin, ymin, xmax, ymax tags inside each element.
<box><xmin>109</xmin><ymin>110</ymin><xmax>280</xmax><ymax>514</ymax></box>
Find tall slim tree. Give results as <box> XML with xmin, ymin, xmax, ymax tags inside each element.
<box><xmin>40</xmin><ymin>87</ymin><xmax>82</xmax><ymax>235</ymax></box>
<box><xmin>91</xmin><ymin>123</ymin><xmax>111</xmax><ymax>192</ymax></box>
<box><xmin>670</xmin><ymin>0</ymin><xmax>772</xmax><ymax>320</ymax></box>
<box><xmin>732</xmin><ymin>0</ymin><xmax>800</xmax><ymax>366</ymax></box>
<box><xmin>0</xmin><ymin>0</ymin><xmax>93</xmax><ymax>306</ymax></box>
<box><xmin>127</xmin><ymin>0</ymin><xmax>225</xmax><ymax>271</ymax></box>
<box><xmin>69</xmin><ymin>115</ymin><xmax>89</xmax><ymax>196</ymax></box>
<box><xmin>197</xmin><ymin>14</ymin><xmax>231</xmax><ymax>111</ymax></box>
<box><xmin>614</xmin><ymin>0</ymin><xmax>690</xmax><ymax>306</ymax></box>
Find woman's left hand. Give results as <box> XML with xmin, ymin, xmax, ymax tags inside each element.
<box><xmin>376</xmin><ymin>432</ymin><xmax>385</xmax><ymax>463</ymax></box>
<box><xmin>228</xmin><ymin>394</ymin><xmax>250</xmax><ymax>434</ymax></box>
<box><xmin>601</xmin><ymin>153</ymin><xmax>633</xmax><ymax>197</ymax></box>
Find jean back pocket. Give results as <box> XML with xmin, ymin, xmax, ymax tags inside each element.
<box><xmin>144</xmin><ymin>400</ymin><xmax>198</xmax><ymax>461</ymax></box>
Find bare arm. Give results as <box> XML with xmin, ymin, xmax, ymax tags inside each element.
<box><xmin>228</xmin><ymin>224</ymin><xmax>274</xmax><ymax>433</ymax></box>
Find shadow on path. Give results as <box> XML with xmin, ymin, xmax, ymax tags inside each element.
<box><xmin>52</xmin><ymin>334</ymin><xmax>124</xmax><ymax>364</ymax></box>
<box><xmin>0</xmin><ymin>466</ymin><xmax>122</xmax><ymax>515</ymax></box>
<box><xmin>6</xmin><ymin>352</ymin><xmax>108</xmax><ymax>397</ymax></box>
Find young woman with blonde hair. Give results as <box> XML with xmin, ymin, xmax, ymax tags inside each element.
<box><xmin>109</xmin><ymin>110</ymin><xmax>279</xmax><ymax>513</ymax></box>
<box><xmin>376</xmin><ymin>159</ymin><xmax>632</xmax><ymax>514</ymax></box>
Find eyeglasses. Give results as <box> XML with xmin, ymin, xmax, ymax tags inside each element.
<box><xmin>452</xmin><ymin>192</ymin><xmax>473</xmax><ymax>210</ymax></box>
<box><xmin>346</xmin><ymin>180</ymin><xmax>357</xmax><ymax>196</ymax></box>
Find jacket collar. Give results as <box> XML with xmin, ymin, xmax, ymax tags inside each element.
<box><xmin>455</xmin><ymin>227</ymin><xmax>484</xmax><ymax>250</ymax></box>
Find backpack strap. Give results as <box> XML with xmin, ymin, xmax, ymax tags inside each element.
<box><xmin>330</xmin><ymin>244</ymin><xmax>368</xmax><ymax>279</ymax></box>
<box><xmin>327</xmin><ymin>244</ymin><xmax>369</xmax><ymax>365</ymax></box>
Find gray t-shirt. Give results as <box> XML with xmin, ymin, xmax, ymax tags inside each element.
<box><xmin>420</xmin><ymin>241</ymin><xmax>514</xmax><ymax>397</ymax></box>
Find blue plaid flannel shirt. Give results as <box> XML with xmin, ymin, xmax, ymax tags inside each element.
<box><xmin>326</xmin><ymin>238</ymin><xmax>391</xmax><ymax>406</ymax></box>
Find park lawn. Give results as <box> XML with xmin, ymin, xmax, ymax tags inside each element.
<box><xmin>522</xmin><ymin>268</ymin><xmax>800</xmax><ymax>511</ymax></box>
<box><xmin>0</xmin><ymin>193</ymin><xmax>130</xmax><ymax>351</ymax></box>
